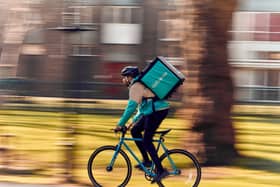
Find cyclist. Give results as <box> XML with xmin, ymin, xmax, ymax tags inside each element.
<box><xmin>114</xmin><ymin>66</ymin><xmax>170</xmax><ymax>183</ymax></box>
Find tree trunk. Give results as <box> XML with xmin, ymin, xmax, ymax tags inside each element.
<box><xmin>182</xmin><ymin>0</ymin><xmax>238</xmax><ymax>166</ymax></box>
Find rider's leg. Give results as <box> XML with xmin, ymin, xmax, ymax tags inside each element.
<box><xmin>143</xmin><ymin>109</ymin><xmax>169</xmax><ymax>174</ymax></box>
<box><xmin>131</xmin><ymin>117</ymin><xmax>150</xmax><ymax>163</ymax></box>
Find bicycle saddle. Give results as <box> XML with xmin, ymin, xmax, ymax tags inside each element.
<box><xmin>155</xmin><ymin>129</ymin><xmax>171</xmax><ymax>136</ymax></box>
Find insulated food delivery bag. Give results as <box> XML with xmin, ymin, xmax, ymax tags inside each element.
<box><xmin>138</xmin><ymin>56</ymin><xmax>185</xmax><ymax>99</ymax></box>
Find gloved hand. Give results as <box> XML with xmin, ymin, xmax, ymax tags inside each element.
<box><xmin>114</xmin><ymin>125</ymin><xmax>127</xmax><ymax>133</ymax></box>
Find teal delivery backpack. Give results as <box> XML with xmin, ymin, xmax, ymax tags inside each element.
<box><xmin>138</xmin><ymin>56</ymin><xmax>185</xmax><ymax>99</ymax></box>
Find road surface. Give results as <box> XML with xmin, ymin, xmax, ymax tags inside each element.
<box><xmin>0</xmin><ymin>183</ymin><xmax>86</xmax><ymax>187</ymax></box>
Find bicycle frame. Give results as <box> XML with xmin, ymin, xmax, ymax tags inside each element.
<box><xmin>109</xmin><ymin>132</ymin><xmax>179</xmax><ymax>177</ymax></box>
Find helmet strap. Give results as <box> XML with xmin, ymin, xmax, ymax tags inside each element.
<box><xmin>125</xmin><ymin>76</ymin><xmax>131</xmax><ymax>87</ymax></box>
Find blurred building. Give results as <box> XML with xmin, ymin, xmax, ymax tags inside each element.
<box><xmin>230</xmin><ymin>0</ymin><xmax>280</xmax><ymax>103</ymax></box>
<box><xmin>1</xmin><ymin>0</ymin><xmax>279</xmax><ymax>103</ymax></box>
<box><xmin>0</xmin><ymin>0</ymin><xmax>184</xmax><ymax>99</ymax></box>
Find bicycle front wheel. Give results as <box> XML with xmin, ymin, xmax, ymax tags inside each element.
<box><xmin>159</xmin><ymin>149</ymin><xmax>201</xmax><ymax>187</ymax></box>
<box><xmin>87</xmin><ymin>145</ymin><xmax>132</xmax><ymax>187</ymax></box>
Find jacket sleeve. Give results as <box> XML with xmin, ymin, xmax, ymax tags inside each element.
<box><xmin>132</xmin><ymin>109</ymin><xmax>143</xmax><ymax>123</ymax></box>
<box><xmin>117</xmin><ymin>100</ymin><xmax>138</xmax><ymax>126</ymax></box>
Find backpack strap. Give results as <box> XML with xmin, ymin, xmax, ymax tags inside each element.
<box><xmin>143</xmin><ymin>97</ymin><xmax>159</xmax><ymax>112</ymax></box>
<box><xmin>128</xmin><ymin>76</ymin><xmax>140</xmax><ymax>88</ymax></box>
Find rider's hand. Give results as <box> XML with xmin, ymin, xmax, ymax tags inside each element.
<box><xmin>114</xmin><ymin>125</ymin><xmax>125</xmax><ymax>133</ymax></box>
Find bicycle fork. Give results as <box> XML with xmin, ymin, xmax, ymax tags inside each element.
<box><xmin>107</xmin><ymin>141</ymin><xmax>124</xmax><ymax>171</ymax></box>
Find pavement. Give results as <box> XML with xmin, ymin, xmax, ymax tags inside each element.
<box><xmin>0</xmin><ymin>183</ymin><xmax>87</xmax><ymax>187</ymax></box>
<box><xmin>0</xmin><ymin>183</ymin><xmax>52</xmax><ymax>187</ymax></box>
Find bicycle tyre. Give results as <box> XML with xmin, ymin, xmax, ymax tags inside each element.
<box><xmin>87</xmin><ymin>145</ymin><xmax>132</xmax><ymax>187</ymax></box>
<box><xmin>159</xmin><ymin>149</ymin><xmax>201</xmax><ymax>187</ymax></box>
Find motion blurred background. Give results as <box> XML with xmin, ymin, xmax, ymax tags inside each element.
<box><xmin>0</xmin><ymin>0</ymin><xmax>279</xmax><ymax>186</ymax></box>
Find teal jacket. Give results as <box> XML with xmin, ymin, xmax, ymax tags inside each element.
<box><xmin>117</xmin><ymin>79</ymin><xmax>169</xmax><ymax>126</ymax></box>
<box><xmin>132</xmin><ymin>98</ymin><xmax>169</xmax><ymax>123</ymax></box>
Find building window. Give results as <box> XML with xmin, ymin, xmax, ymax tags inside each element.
<box><xmin>232</xmin><ymin>12</ymin><xmax>280</xmax><ymax>42</ymax></box>
<box><xmin>102</xmin><ymin>45</ymin><xmax>140</xmax><ymax>62</ymax></box>
<box><xmin>101</xmin><ymin>6</ymin><xmax>143</xmax><ymax>44</ymax></box>
<box><xmin>254</xmin><ymin>13</ymin><xmax>270</xmax><ymax>41</ymax></box>
<box><xmin>102</xmin><ymin>6</ymin><xmax>142</xmax><ymax>24</ymax></box>
<box><xmin>62</xmin><ymin>6</ymin><xmax>99</xmax><ymax>28</ymax></box>
<box><xmin>270</xmin><ymin>13</ymin><xmax>280</xmax><ymax>41</ymax></box>
<box><xmin>71</xmin><ymin>45</ymin><xmax>98</xmax><ymax>56</ymax></box>
<box><xmin>234</xmin><ymin>69</ymin><xmax>280</xmax><ymax>102</ymax></box>
<box><xmin>69</xmin><ymin>31</ymin><xmax>99</xmax><ymax>56</ymax></box>
<box><xmin>232</xmin><ymin>12</ymin><xmax>255</xmax><ymax>41</ymax></box>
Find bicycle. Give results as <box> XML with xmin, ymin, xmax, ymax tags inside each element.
<box><xmin>87</xmin><ymin>127</ymin><xmax>201</xmax><ymax>187</ymax></box>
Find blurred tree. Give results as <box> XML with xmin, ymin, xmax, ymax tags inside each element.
<box><xmin>182</xmin><ymin>0</ymin><xmax>238</xmax><ymax>166</ymax></box>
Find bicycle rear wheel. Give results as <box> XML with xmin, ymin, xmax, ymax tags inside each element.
<box><xmin>159</xmin><ymin>149</ymin><xmax>201</xmax><ymax>187</ymax></box>
<box><xmin>87</xmin><ymin>145</ymin><xmax>132</xmax><ymax>187</ymax></box>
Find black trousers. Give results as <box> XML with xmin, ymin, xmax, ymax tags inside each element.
<box><xmin>130</xmin><ymin>109</ymin><xmax>169</xmax><ymax>173</ymax></box>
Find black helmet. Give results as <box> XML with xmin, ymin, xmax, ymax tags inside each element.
<box><xmin>121</xmin><ymin>66</ymin><xmax>139</xmax><ymax>78</ymax></box>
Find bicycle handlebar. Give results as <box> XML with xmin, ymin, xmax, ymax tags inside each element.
<box><xmin>112</xmin><ymin>126</ymin><xmax>128</xmax><ymax>138</ymax></box>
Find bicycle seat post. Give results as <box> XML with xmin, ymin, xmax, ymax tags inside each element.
<box><xmin>155</xmin><ymin>129</ymin><xmax>171</xmax><ymax>142</ymax></box>
<box><xmin>159</xmin><ymin>134</ymin><xmax>165</xmax><ymax>142</ymax></box>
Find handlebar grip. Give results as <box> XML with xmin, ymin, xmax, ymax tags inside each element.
<box><xmin>113</xmin><ymin>126</ymin><xmax>127</xmax><ymax>133</ymax></box>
